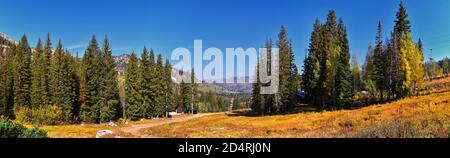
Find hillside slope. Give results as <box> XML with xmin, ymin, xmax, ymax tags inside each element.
<box><xmin>141</xmin><ymin>77</ymin><xmax>450</xmax><ymax>138</ymax></box>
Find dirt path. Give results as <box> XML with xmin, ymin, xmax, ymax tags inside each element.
<box><xmin>118</xmin><ymin>113</ymin><xmax>219</xmax><ymax>138</ymax></box>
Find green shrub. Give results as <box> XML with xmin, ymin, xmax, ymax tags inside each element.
<box><xmin>0</xmin><ymin>116</ymin><xmax>27</xmax><ymax>138</ymax></box>
<box><xmin>0</xmin><ymin>116</ymin><xmax>48</xmax><ymax>138</ymax></box>
<box><xmin>19</xmin><ymin>126</ymin><xmax>48</xmax><ymax>138</ymax></box>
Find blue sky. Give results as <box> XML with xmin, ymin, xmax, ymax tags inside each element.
<box><xmin>1</xmin><ymin>0</ymin><xmax>450</xmax><ymax>72</ymax></box>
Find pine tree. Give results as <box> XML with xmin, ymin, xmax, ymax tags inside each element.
<box><xmin>189</xmin><ymin>68</ymin><xmax>197</xmax><ymax>114</ymax></box>
<box><xmin>49</xmin><ymin>41</ymin><xmax>76</xmax><ymax>122</ymax></box>
<box><xmin>335</xmin><ymin>18</ymin><xmax>353</xmax><ymax>107</ymax></box>
<box><xmin>4</xmin><ymin>43</ymin><xmax>16</xmax><ymax>117</ymax></box>
<box><xmin>42</xmin><ymin>33</ymin><xmax>52</xmax><ymax>106</ymax></box>
<box><xmin>13</xmin><ymin>35</ymin><xmax>32</xmax><ymax>110</ymax></box>
<box><xmin>163</xmin><ymin>59</ymin><xmax>174</xmax><ymax>117</ymax></box>
<box><xmin>394</xmin><ymin>1</ymin><xmax>411</xmax><ymax>40</ymax></box>
<box><xmin>251</xmin><ymin>62</ymin><xmax>264</xmax><ymax>114</ymax></box>
<box><xmin>302</xmin><ymin>19</ymin><xmax>321</xmax><ymax>103</ymax></box>
<box><xmin>31</xmin><ymin>38</ymin><xmax>44</xmax><ymax>109</ymax></box>
<box><xmin>0</xmin><ymin>38</ymin><xmax>15</xmax><ymax>117</ymax></box>
<box><xmin>140</xmin><ymin>46</ymin><xmax>152</xmax><ymax>118</ymax></box>
<box><xmin>125</xmin><ymin>52</ymin><xmax>142</xmax><ymax>121</ymax></box>
<box><xmin>98</xmin><ymin>36</ymin><xmax>120</xmax><ymax>122</ymax></box>
<box><xmin>79</xmin><ymin>35</ymin><xmax>102</xmax><ymax>123</ymax></box>
<box><xmin>154</xmin><ymin>54</ymin><xmax>166</xmax><ymax>117</ymax></box>
<box><xmin>180</xmin><ymin>70</ymin><xmax>192</xmax><ymax>113</ymax></box>
<box><xmin>276</xmin><ymin>25</ymin><xmax>296</xmax><ymax>113</ymax></box>
<box><xmin>372</xmin><ymin>21</ymin><xmax>387</xmax><ymax>101</ymax></box>
<box><xmin>264</xmin><ymin>38</ymin><xmax>275</xmax><ymax>114</ymax></box>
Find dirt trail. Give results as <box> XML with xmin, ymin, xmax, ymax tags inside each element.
<box><xmin>118</xmin><ymin>113</ymin><xmax>219</xmax><ymax>138</ymax></box>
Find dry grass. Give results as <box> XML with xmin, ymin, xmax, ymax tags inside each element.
<box><xmin>34</xmin><ymin>77</ymin><xmax>450</xmax><ymax>138</ymax></box>
<box><xmin>36</xmin><ymin>115</ymin><xmax>191</xmax><ymax>138</ymax></box>
<box><xmin>141</xmin><ymin>77</ymin><xmax>450</xmax><ymax>138</ymax></box>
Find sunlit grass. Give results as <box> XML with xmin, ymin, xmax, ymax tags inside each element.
<box><xmin>141</xmin><ymin>77</ymin><xmax>450</xmax><ymax>138</ymax></box>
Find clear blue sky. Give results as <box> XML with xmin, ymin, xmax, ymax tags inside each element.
<box><xmin>1</xmin><ymin>0</ymin><xmax>450</xmax><ymax>71</ymax></box>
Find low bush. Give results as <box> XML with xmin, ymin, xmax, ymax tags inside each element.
<box><xmin>0</xmin><ymin>116</ymin><xmax>48</xmax><ymax>138</ymax></box>
<box><xmin>14</xmin><ymin>105</ymin><xmax>66</xmax><ymax>125</ymax></box>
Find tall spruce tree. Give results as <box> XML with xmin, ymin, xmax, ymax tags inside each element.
<box><xmin>163</xmin><ymin>59</ymin><xmax>174</xmax><ymax>117</ymax></box>
<box><xmin>276</xmin><ymin>26</ymin><xmax>296</xmax><ymax>113</ymax></box>
<box><xmin>31</xmin><ymin>38</ymin><xmax>44</xmax><ymax>109</ymax></box>
<box><xmin>13</xmin><ymin>35</ymin><xmax>32</xmax><ymax>110</ymax></box>
<box><xmin>372</xmin><ymin>21</ymin><xmax>387</xmax><ymax>101</ymax></box>
<box><xmin>140</xmin><ymin>46</ymin><xmax>152</xmax><ymax>118</ymax></box>
<box><xmin>50</xmin><ymin>41</ymin><xmax>76</xmax><ymax>121</ymax></box>
<box><xmin>79</xmin><ymin>35</ymin><xmax>102</xmax><ymax>123</ymax></box>
<box><xmin>42</xmin><ymin>33</ymin><xmax>52</xmax><ymax>106</ymax></box>
<box><xmin>251</xmin><ymin>62</ymin><xmax>264</xmax><ymax>114</ymax></box>
<box><xmin>302</xmin><ymin>19</ymin><xmax>321</xmax><ymax>103</ymax></box>
<box><xmin>335</xmin><ymin>18</ymin><xmax>353</xmax><ymax>107</ymax></box>
<box><xmin>98</xmin><ymin>36</ymin><xmax>120</xmax><ymax>122</ymax></box>
<box><xmin>125</xmin><ymin>52</ymin><xmax>142</xmax><ymax>121</ymax></box>
<box><xmin>154</xmin><ymin>54</ymin><xmax>165</xmax><ymax>117</ymax></box>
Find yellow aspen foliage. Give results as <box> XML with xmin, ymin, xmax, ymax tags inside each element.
<box><xmin>400</xmin><ymin>32</ymin><xmax>424</xmax><ymax>95</ymax></box>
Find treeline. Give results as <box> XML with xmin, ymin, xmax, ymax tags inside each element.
<box><xmin>124</xmin><ymin>49</ymin><xmax>174</xmax><ymax>121</ymax></box>
<box><xmin>0</xmin><ymin>32</ymin><xmax>233</xmax><ymax>124</ymax></box>
<box><xmin>425</xmin><ymin>57</ymin><xmax>450</xmax><ymax>79</ymax></box>
<box><xmin>252</xmin><ymin>2</ymin><xmax>429</xmax><ymax>114</ymax></box>
<box><xmin>252</xmin><ymin>26</ymin><xmax>301</xmax><ymax>115</ymax></box>
<box><xmin>361</xmin><ymin>2</ymin><xmax>424</xmax><ymax>103</ymax></box>
<box><xmin>0</xmin><ymin>34</ymin><xmax>122</xmax><ymax>124</ymax></box>
<box><xmin>0</xmin><ymin>33</ymin><xmax>186</xmax><ymax>124</ymax></box>
<box><xmin>302</xmin><ymin>2</ymin><xmax>426</xmax><ymax>108</ymax></box>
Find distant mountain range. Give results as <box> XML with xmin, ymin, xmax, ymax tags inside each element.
<box><xmin>112</xmin><ymin>54</ymin><xmax>252</xmax><ymax>93</ymax></box>
<box><xmin>113</xmin><ymin>54</ymin><xmax>130</xmax><ymax>76</ymax></box>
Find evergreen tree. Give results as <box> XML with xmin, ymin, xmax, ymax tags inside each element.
<box><xmin>163</xmin><ymin>59</ymin><xmax>174</xmax><ymax>117</ymax></box>
<box><xmin>372</xmin><ymin>21</ymin><xmax>387</xmax><ymax>101</ymax></box>
<box><xmin>139</xmin><ymin>47</ymin><xmax>151</xmax><ymax>118</ymax></box>
<box><xmin>31</xmin><ymin>38</ymin><xmax>44</xmax><ymax>109</ymax></box>
<box><xmin>125</xmin><ymin>52</ymin><xmax>142</xmax><ymax>121</ymax></box>
<box><xmin>264</xmin><ymin>38</ymin><xmax>275</xmax><ymax>114</ymax></box>
<box><xmin>79</xmin><ymin>35</ymin><xmax>102</xmax><ymax>123</ymax></box>
<box><xmin>302</xmin><ymin>19</ymin><xmax>321</xmax><ymax>103</ymax></box>
<box><xmin>49</xmin><ymin>41</ymin><xmax>76</xmax><ymax>121</ymax></box>
<box><xmin>335</xmin><ymin>18</ymin><xmax>353</xmax><ymax>107</ymax></box>
<box><xmin>394</xmin><ymin>1</ymin><xmax>411</xmax><ymax>40</ymax></box>
<box><xmin>42</xmin><ymin>33</ymin><xmax>52</xmax><ymax>106</ymax></box>
<box><xmin>180</xmin><ymin>77</ymin><xmax>191</xmax><ymax>113</ymax></box>
<box><xmin>154</xmin><ymin>54</ymin><xmax>165</xmax><ymax>117</ymax></box>
<box><xmin>0</xmin><ymin>39</ymin><xmax>15</xmax><ymax>117</ymax></box>
<box><xmin>4</xmin><ymin>43</ymin><xmax>16</xmax><ymax>117</ymax></box>
<box><xmin>98</xmin><ymin>36</ymin><xmax>120</xmax><ymax>122</ymax></box>
<box><xmin>189</xmin><ymin>68</ymin><xmax>197</xmax><ymax>114</ymax></box>
<box><xmin>251</xmin><ymin>62</ymin><xmax>264</xmax><ymax>114</ymax></box>
<box><xmin>13</xmin><ymin>35</ymin><xmax>32</xmax><ymax>109</ymax></box>
<box><xmin>276</xmin><ymin>25</ymin><xmax>296</xmax><ymax>113</ymax></box>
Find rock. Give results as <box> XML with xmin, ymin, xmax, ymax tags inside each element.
<box><xmin>107</xmin><ymin>121</ymin><xmax>117</xmax><ymax>127</ymax></box>
<box><xmin>96</xmin><ymin>130</ymin><xmax>116</xmax><ymax>138</ymax></box>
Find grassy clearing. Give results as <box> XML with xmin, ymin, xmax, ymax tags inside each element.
<box><xmin>36</xmin><ymin>115</ymin><xmax>191</xmax><ymax>138</ymax></box>
<box><xmin>141</xmin><ymin>77</ymin><xmax>450</xmax><ymax>138</ymax></box>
